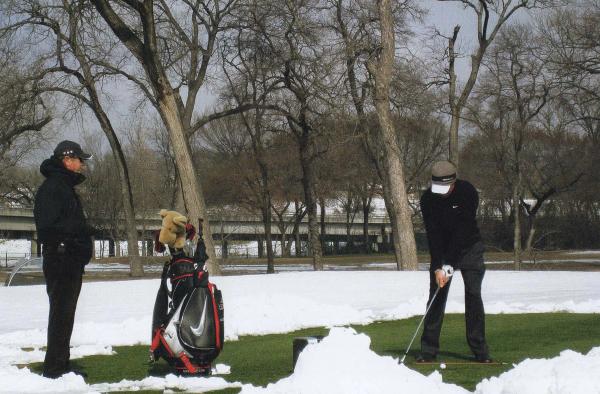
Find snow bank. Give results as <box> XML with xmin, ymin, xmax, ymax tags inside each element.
<box><xmin>475</xmin><ymin>347</ymin><xmax>600</xmax><ymax>394</ymax></box>
<box><xmin>240</xmin><ymin>327</ymin><xmax>468</xmax><ymax>394</ymax></box>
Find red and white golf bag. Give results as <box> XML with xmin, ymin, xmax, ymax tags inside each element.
<box><xmin>150</xmin><ymin>221</ymin><xmax>224</xmax><ymax>375</ymax></box>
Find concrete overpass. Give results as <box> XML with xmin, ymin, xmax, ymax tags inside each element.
<box><xmin>1</xmin><ymin>207</ymin><xmax>403</xmax><ymax>257</ymax></box>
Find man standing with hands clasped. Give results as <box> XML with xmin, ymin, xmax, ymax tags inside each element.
<box><xmin>417</xmin><ymin>160</ymin><xmax>491</xmax><ymax>363</ymax></box>
<box><xmin>34</xmin><ymin>140</ymin><xmax>94</xmax><ymax>378</ymax></box>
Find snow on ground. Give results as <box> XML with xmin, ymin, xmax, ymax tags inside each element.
<box><xmin>0</xmin><ymin>270</ymin><xmax>599</xmax><ymax>393</ymax></box>
<box><xmin>565</xmin><ymin>250</ymin><xmax>600</xmax><ymax>255</ymax></box>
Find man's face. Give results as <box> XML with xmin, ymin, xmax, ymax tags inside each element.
<box><xmin>62</xmin><ymin>156</ymin><xmax>84</xmax><ymax>173</ymax></box>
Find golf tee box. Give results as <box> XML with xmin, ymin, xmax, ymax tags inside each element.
<box><xmin>292</xmin><ymin>336</ymin><xmax>324</xmax><ymax>369</ymax></box>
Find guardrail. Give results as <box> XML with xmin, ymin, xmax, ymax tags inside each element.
<box><xmin>5</xmin><ymin>257</ymin><xmax>42</xmax><ymax>286</ymax></box>
<box><xmin>0</xmin><ymin>252</ymin><xmax>31</xmax><ymax>268</ymax></box>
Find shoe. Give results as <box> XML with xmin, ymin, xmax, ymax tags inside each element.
<box><xmin>42</xmin><ymin>371</ymin><xmax>63</xmax><ymax>379</ymax></box>
<box><xmin>415</xmin><ymin>353</ymin><xmax>436</xmax><ymax>363</ymax></box>
<box><xmin>474</xmin><ymin>355</ymin><xmax>493</xmax><ymax>363</ymax></box>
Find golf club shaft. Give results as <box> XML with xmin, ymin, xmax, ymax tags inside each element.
<box><xmin>400</xmin><ymin>285</ymin><xmax>441</xmax><ymax>364</ymax></box>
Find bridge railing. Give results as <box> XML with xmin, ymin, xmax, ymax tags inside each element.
<box><xmin>0</xmin><ymin>252</ymin><xmax>31</xmax><ymax>268</ymax></box>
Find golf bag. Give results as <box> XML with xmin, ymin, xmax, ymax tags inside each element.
<box><xmin>150</xmin><ymin>220</ymin><xmax>224</xmax><ymax>375</ymax></box>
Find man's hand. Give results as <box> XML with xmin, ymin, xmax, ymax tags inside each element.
<box><xmin>435</xmin><ymin>269</ymin><xmax>449</xmax><ymax>288</ymax></box>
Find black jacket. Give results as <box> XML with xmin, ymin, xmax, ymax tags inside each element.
<box><xmin>34</xmin><ymin>157</ymin><xmax>93</xmax><ymax>264</ymax></box>
<box><xmin>420</xmin><ymin>179</ymin><xmax>482</xmax><ymax>271</ymax></box>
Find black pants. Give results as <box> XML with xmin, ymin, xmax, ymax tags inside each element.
<box><xmin>42</xmin><ymin>256</ymin><xmax>83</xmax><ymax>377</ymax></box>
<box><xmin>420</xmin><ymin>242</ymin><xmax>489</xmax><ymax>358</ymax></box>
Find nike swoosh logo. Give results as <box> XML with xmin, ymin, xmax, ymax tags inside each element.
<box><xmin>452</xmin><ymin>205</ymin><xmax>459</xmax><ymax>209</ymax></box>
<box><xmin>190</xmin><ymin>297</ymin><xmax>208</xmax><ymax>336</ymax></box>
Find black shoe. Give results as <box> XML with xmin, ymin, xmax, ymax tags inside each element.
<box><xmin>474</xmin><ymin>355</ymin><xmax>493</xmax><ymax>364</ymax></box>
<box><xmin>42</xmin><ymin>371</ymin><xmax>63</xmax><ymax>379</ymax></box>
<box><xmin>415</xmin><ymin>353</ymin><xmax>436</xmax><ymax>363</ymax></box>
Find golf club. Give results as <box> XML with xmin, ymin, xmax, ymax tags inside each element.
<box><xmin>399</xmin><ymin>265</ymin><xmax>454</xmax><ymax>364</ymax></box>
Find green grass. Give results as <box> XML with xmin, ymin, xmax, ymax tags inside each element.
<box><xmin>29</xmin><ymin>314</ymin><xmax>600</xmax><ymax>393</ymax></box>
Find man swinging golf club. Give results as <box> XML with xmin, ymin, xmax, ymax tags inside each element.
<box><xmin>416</xmin><ymin>160</ymin><xmax>491</xmax><ymax>363</ymax></box>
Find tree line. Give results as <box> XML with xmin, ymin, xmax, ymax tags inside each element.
<box><xmin>0</xmin><ymin>0</ymin><xmax>598</xmax><ymax>276</ymax></box>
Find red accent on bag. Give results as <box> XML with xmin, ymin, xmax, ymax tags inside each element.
<box><xmin>179</xmin><ymin>353</ymin><xmax>198</xmax><ymax>374</ymax></box>
<box><xmin>150</xmin><ymin>328</ymin><xmax>163</xmax><ymax>352</ymax></box>
<box><xmin>171</xmin><ymin>273</ymin><xmax>194</xmax><ymax>282</ymax></box>
<box><xmin>172</xmin><ymin>258</ymin><xmax>195</xmax><ymax>264</ymax></box>
<box><xmin>208</xmin><ymin>283</ymin><xmax>222</xmax><ymax>350</ymax></box>
<box><xmin>185</xmin><ymin>223</ymin><xmax>196</xmax><ymax>241</ymax></box>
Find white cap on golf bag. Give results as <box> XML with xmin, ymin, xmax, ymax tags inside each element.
<box><xmin>441</xmin><ymin>264</ymin><xmax>454</xmax><ymax>277</ymax></box>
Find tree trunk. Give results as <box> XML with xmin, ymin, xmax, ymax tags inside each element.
<box><xmin>319</xmin><ymin>197</ymin><xmax>326</xmax><ymax>253</ymax></box>
<box><xmin>362</xmin><ymin>197</ymin><xmax>371</xmax><ymax>254</ymax></box>
<box><xmin>274</xmin><ymin>213</ymin><xmax>291</xmax><ymax>257</ymax></box>
<box><xmin>369</xmin><ymin>0</ymin><xmax>418</xmax><ymax>270</ymax></box>
<box><xmin>512</xmin><ymin>179</ymin><xmax>522</xmax><ymax>270</ymax></box>
<box><xmin>297</xmin><ymin>133</ymin><xmax>323</xmax><ymax>270</ymax></box>
<box><xmin>381</xmin><ymin>188</ymin><xmax>402</xmax><ymax>267</ymax></box>
<box><xmin>156</xmin><ymin>94</ymin><xmax>220</xmax><ymax>275</ymax></box>
<box><xmin>448</xmin><ymin>108</ymin><xmax>461</xmax><ymax>166</ymax></box>
<box><xmin>281</xmin><ymin>231</ymin><xmax>289</xmax><ymax>257</ymax></box>
<box><xmin>525</xmin><ymin>216</ymin><xmax>536</xmax><ymax>253</ymax></box>
<box><xmin>295</xmin><ymin>125</ymin><xmax>323</xmax><ymax>271</ymax></box>
<box><xmin>294</xmin><ymin>226</ymin><xmax>301</xmax><ymax>257</ymax></box>
<box><xmin>293</xmin><ymin>200</ymin><xmax>304</xmax><ymax>257</ymax></box>
<box><xmin>262</xmin><ymin>205</ymin><xmax>275</xmax><ymax>274</ymax></box>
<box><xmin>303</xmin><ymin>186</ymin><xmax>322</xmax><ymax>269</ymax></box>
<box><xmin>345</xmin><ymin>195</ymin><xmax>352</xmax><ymax>249</ymax></box>
<box><xmin>90</xmin><ymin>95</ymin><xmax>143</xmax><ymax>276</ymax></box>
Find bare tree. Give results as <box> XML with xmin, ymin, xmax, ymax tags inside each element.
<box><xmin>438</xmin><ymin>0</ymin><xmax>558</xmax><ymax>166</ymax></box>
<box><xmin>1</xmin><ymin>1</ymin><xmax>147</xmax><ymax>275</ymax></box>
<box><xmin>361</xmin><ymin>0</ymin><xmax>418</xmax><ymax>269</ymax></box>
<box><xmin>241</xmin><ymin>0</ymin><xmax>342</xmax><ymax>270</ymax></box>
<box><xmin>541</xmin><ymin>1</ymin><xmax>600</xmax><ymax>191</ymax></box>
<box><xmin>0</xmin><ymin>39</ymin><xmax>51</xmax><ymax>180</ymax></box>
<box><xmin>218</xmin><ymin>21</ymin><xmax>286</xmax><ymax>272</ymax></box>
<box><xmin>90</xmin><ymin>0</ymin><xmax>244</xmax><ymax>275</ymax></box>
<box><xmin>520</xmin><ymin>111</ymin><xmax>585</xmax><ymax>252</ymax></box>
<box><xmin>268</xmin><ymin>135</ymin><xmax>307</xmax><ymax>257</ymax></box>
<box><xmin>467</xmin><ymin>24</ymin><xmax>556</xmax><ymax>268</ymax></box>
<box><xmin>330</xmin><ymin>0</ymin><xmax>434</xmax><ymax>269</ymax></box>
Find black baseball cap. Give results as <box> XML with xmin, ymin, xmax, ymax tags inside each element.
<box><xmin>53</xmin><ymin>140</ymin><xmax>92</xmax><ymax>160</ymax></box>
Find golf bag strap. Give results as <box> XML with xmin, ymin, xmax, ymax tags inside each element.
<box><xmin>208</xmin><ymin>283</ymin><xmax>222</xmax><ymax>350</ymax></box>
<box><xmin>172</xmin><ymin>257</ymin><xmax>195</xmax><ymax>265</ymax></box>
<box><xmin>169</xmin><ymin>269</ymin><xmax>208</xmax><ymax>287</ymax></box>
<box><xmin>150</xmin><ymin>327</ymin><xmax>175</xmax><ymax>358</ymax></box>
<box><xmin>196</xmin><ymin>270</ymin><xmax>207</xmax><ymax>284</ymax></box>
<box><xmin>179</xmin><ymin>353</ymin><xmax>198</xmax><ymax>374</ymax></box>
<box><xmin>194</xmin><ymin>219</ymin><xmax>209</xmax><ymax>266</ymax></box>
<box><xmin>160</xmin><ymin>264</ymin><xmax>169</xmax><ymax>292</ymax></box>
<box><xmin>150</xmin><ymin>328</ymin><xmax>163</xmax><ymax>352</ymax></box>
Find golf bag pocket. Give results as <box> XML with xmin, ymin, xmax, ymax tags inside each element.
<box><xmin>177</xmin><ymin>284</ymin><xmax>224</xmax><ymax>362</ymax></box>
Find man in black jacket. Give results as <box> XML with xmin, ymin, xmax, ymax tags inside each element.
<box><xmin>34</xmin><ymin>140</ymin><xmax>93</xmax><ymax>378</ymax></box>
<box><xmin>417</xmin><ymin>160</ymin><xmax>491</xmax><ymax>363</ymax></box>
